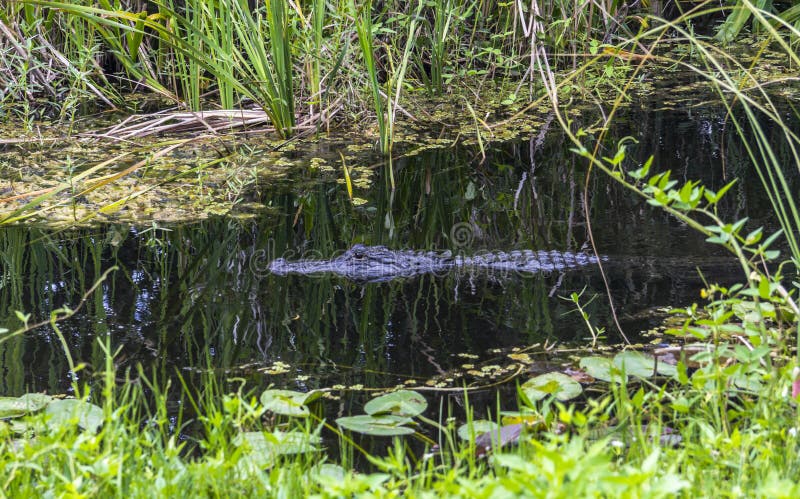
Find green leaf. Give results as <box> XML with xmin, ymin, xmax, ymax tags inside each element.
<box><xmin>335</xmin><ymin>414</ymin><xmax>415</xmax><ymax>436</ymax></box>
<box><xmin>364</xmin><ymin>390</ymin><xmax>427</xmax><ymax>417</ymax></box>
<box><xmin>613</xmin><ymin>351</ymin><xmax>657</xmax><ymax>378</ymax></box>
<box><xmin>678</xmin><ymin>181</ymin><xmax>694</xmax><ymax>203</ymax></box>
<box><xmin>358</xmin><ymin>473</ymin><xmax>391</xmax><ymax>489</ymax></box>
<box><xmin>603</xmin><ymin>147</ymin><xmax>626</xmax><ymax>166</ymax></box>
<box><xmin>260</xmin><ymin>389</ymin><xmax>311</xmax><ymax>417</ymax></box>
<box><xmin>647</xmin><ymin>172</ymin><xmax>664</xmax><ymax>187</ymax></box>
<box><xmin>570</xmin><ymin>146</ymin><xmax>590</xmax><ymax>157</ymax></box>
<box><xmin>236</xmin><ymin>430</ymin><xmax>319</xmax><ymax>455</ymax></box>
<box><xmin>303</xmin><ymin>389</ymin><xmax>324</xmax><ymax>405</ymax></box>
<box><xmin>677</xmin><ymin>360</ymin><xmax>689</xmax><ymax>384</ymax></box>
<box><xmin>45</xmin><ymin>399</ymin><xmax>104</xmax><ymax>433</ymax></box>
<box><xmin>657</xmin><ymin>171</ymin><xmax>672</xmax><ymax>190</ymax></box>
<box><xmin>758</xmin><ymin>275</ymin><xmax>771</xmax><ymax>299</ymax></box>
<box><xmin>493</xmin><ymin>453</ymin><xmax>536</xmax><ymax>473</ymax></box>
<box><xmin>744</xmin><ymin>227</ymin><xmax>763</xmax><ymax>245</ymax></box>
<box><xmin>715</xmin><ymin>1</ymin><xmax>766</xmax><ymax>43</ymax></box>
<box><xmin>628</xmin><ymin>157</ymin><xmax>653</xmax><ymax>180</ymax></box>
<box><xmin>731</xmin><ymin>218</ymin><xmax>748</xmax><ymax>235</ymax></box>
<box><xmin>0</xmin><ymin>393</ymin><xmax>52</xmax><ymax>418</ymax></box>
<box><xmin>464</xmin><ymin>181</ymin><xmax>477</xmax><ymax>200</ymax></box>
<box><xmin>14</xmin><ymin>311</ymin><xmax>30</xmax><ymax>324</ymax></box>
<box><xmin>714</xmin><ymin>179</ymin><xmax>738</xmax><ymax>202</ymax></box>
<box><xmin>731</xmin><ymin>373</ymin><xmax>763</xmax><ymax>392</ymax></box>
<box><xmin>521</xmin><ymin>372</ymin><xmax>583</xmax><ymax>402</ymax></box>
<box><xmin>579</xmin><ymin>356</ymin><xmax>624</xmax><ymax>383</ymax></box>
<box><xmin>655</xmin><ymin>358</ymin><xmax>678</xmax><ymax>377</ymax></box>
<box><xmin>706</xmin><ymin>234</ymin><xmax>730</xmax><ymax>244</ymax></box>
<box><xmin>671</xmin><ymin>396</ymin><xmax>690</xmax><ymax>413</ymax></box>
<box><xmin>761</xmin><ymin>229</ymin><xmax>784</xmax><ymax>250</ymax></box>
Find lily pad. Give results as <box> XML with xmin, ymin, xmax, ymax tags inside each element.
<box><xmin>457</xmin><ymin>420</ymin><xmax>499</xmax><ymax>441</ymax></box>
<box><xmin>335</xmin><ymin>414</ymin><xmax>415</xmax><ymax>436</ymax></box>
<box><xmin>234</xmin><ymin>430</ymin><xmax>320</xmax><ymax>469</ymax></box>
<box><xmin>521</xmin><ymin>372</ymin><xmax>583</xmax><ymax>402</ymax></box>
<box><xmin>0</xmin><ymin>393</ymin><xmax>52</xmax><ymax>418</ymax></box>
<box><xmin>364</xmin><ymin>390</ymin><xmax>427</xmax><ymax>417</ymax></box>
<box><xmin>8</xmin><ymin>419</ymin><xmax>35</xmax><ymax>435</ymax></box>
<box><xmin>260</xmin><ymin>389</ymin><xmax>311</xmax><ymax>417</ymax></box>
<box><xmin>613</xmin><ymin>351</ymin><xmax>657</xmax><ymax>378</ymax></box>
<box><xmin>45</xmin><ymin>399</ymin><xmax>104</xmax><ymax>433</ymax></box>
<box><xmin>654</xmin><ymin>358</ymin><xmax>678</xmax><ymax>377</ymax></box>
<box><xmin>579</xmin><ymin>356</ymin><xmax>625</xmax><ymax>383</ymax></box>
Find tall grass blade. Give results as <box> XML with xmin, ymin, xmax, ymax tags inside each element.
<box><xmin>352</xmin><ymin>0</ymin><xmax>387</xmax><ymax>155</ymax></box>
<box><xmin>715</xmin><ymin>0</ymin><xmax>768</xmax><ymax>43</ymax></box>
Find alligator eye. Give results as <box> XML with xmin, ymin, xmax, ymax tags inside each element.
<box><xmin>353</xmin><ymin>249</ymin><xmax>365</xmax><ymax>259</ymax></box>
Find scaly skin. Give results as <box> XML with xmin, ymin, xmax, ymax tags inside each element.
<box><xmin>268</xmin><ymin>244</ymin><xmax>603</xmax><ymax>282</ymax></box>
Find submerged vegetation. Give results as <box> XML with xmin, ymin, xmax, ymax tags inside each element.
<box><xmin>1</xmin><ymin>0</ymin><xmax>799</xmax><ymax>496</ymax></box>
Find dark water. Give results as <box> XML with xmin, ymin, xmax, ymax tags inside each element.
<box><xmin>0</xmin><ymin>103</ymin><xmax>795</xmax><ymax>416</ymax></box>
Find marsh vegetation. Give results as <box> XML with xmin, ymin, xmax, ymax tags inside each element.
<box><xmin>0</xmin><ymin>0</ymin><xmax>799</xmax><ymax>496</ymax></box>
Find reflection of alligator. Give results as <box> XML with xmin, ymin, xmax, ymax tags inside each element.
<box><xmin>268</xmin><ymin>244</ymin><xmax>604</xmax><ymax>282</ymax></box>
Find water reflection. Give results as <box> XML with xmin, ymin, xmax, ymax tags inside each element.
<box><xmin>0</xmin><ymin>105</ymin><xmax>795</xmax><ymax>398</ymax></box>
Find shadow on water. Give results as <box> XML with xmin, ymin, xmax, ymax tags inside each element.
<box><xmin>0</xmin><ymin>104</ymin><xmax>796</xmax><ymax>425</ymax></box>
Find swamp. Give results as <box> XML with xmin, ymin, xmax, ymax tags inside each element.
<box><xmin>0</xmin><ymin>0</ymin><xmax>799</xmax><ymax>496</ymax></box>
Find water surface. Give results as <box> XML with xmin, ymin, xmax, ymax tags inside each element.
<box><xmin>0</xmin><ymin>103</ymin><xmax>795</xmax><ymax>409</ymax></box>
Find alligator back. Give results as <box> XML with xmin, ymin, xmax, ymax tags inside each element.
<box><xmin>268</xmin><ymin>244</ymin><xmax>603</xmax><ymax>282</ymax></box>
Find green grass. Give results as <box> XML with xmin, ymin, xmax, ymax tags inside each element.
<box><xmin>0</xmin><ymin>1</ymin><xmax>707</xmax><ymax>131</ymax></box>
<box><xmin>353</xmin><ymin>0</ymin><xmax>388</xmax><ymax>155</ymax></box>
<box><xmin>1</xmin><ymin>292</ymin><xmax>798</xmax><ymax>497</ymax></box>
<box><xmin>0</xmin><ymin>2</ymin><xmax>799</xmax><ymax>495</ymax></box>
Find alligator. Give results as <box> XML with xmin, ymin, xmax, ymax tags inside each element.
<box><xmin>268</xmin><ymin>244</ymin><xmax>605</xmax><ymax>282</ymax></box>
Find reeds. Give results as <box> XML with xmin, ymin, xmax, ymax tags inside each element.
<box><xmin>230</xmin><ymin>0</ymin><xmax>296</xmax><ymax>135</ymax></box>
<box><xmin>1</xmin><ymin>1</ymin><xmax>798</xmax><ymax>232</ymax></box>
<box><xmin>2</xmin><ymin>0</ymin><xmax>684</xmax><ymax>135</ymax></box>
<box><xmin>352</xmin><ymin>0</ymin><xmax>387</xmax><ymax>154</ymax></box>
<box><xmin>423</xmin><ymin>0</ymin><xmax>456</xmax><ymax>94</ymax></box>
